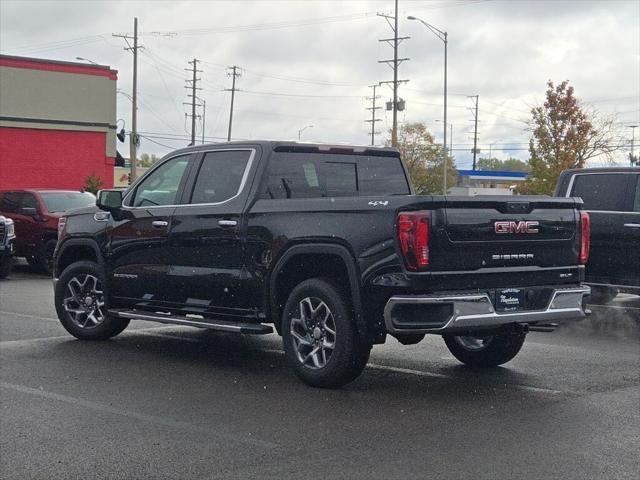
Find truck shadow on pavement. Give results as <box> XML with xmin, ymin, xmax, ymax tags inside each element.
<box><xmin>40</xmin><ymin>328</ymin><xmax>562</xmax><ymax>401</ymax></box>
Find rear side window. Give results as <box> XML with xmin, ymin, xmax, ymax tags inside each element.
<box><xmin>571</xmin><ymin>174</ymin><xmax>630</xmax><ymax>212</ymax></box>
<box><xmin>190</xmin><ymin>150</ymin><xmax>252</xmax><ymax>204</ymax></box>
<box><xmin>264</xmin><ymin>153</ymin><xmax>410</xmax><ymax>199</ymax></box>
<box><xmin>634</xmin><ymin>175</ymin><xmax>640</xmax><ymax>212</ymax></box>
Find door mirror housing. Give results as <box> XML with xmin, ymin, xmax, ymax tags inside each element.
<box><xmin>96</xmin><ymin>189</ymin><xmax>123</xmax><ymax>211</ymax></box>
<box><xmin>20</xmin><ymin>207</ymin><xmax>38</xmax><ymax>217</ymax></box>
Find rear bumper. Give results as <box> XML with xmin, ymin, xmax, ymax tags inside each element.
<box><xmin>384</xmin><ymin>286</ymin><xmax>591</xmax><ymax>334</ymax></box>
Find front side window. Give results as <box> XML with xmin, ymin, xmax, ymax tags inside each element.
<box><xmin>634</xmin><ymin>175</ymin><xmax>640</xmax><ymax>213</ymax></box>
<box><xmin>20</xmin><ymin>193</ymin><xmax>39</xmax><ymax>211</ymax></box>
<box><xmin>130</xmin><ymin>155</ymin><xmax>190</xmax><ymax>207</ymax></box>
<box><xmin>190</xmin><ymin>150</ymin><xmax>251</xmax><ymax>204</ymax></box>
<box><xmin>263</xmin><ymin>152</ymin><xmax>410</xmax><ymax>199</ymax></box>
<box><xmin>571</xmin><ymin>174</ymin><xmax>629</xmax><ymax>212</ymax></box>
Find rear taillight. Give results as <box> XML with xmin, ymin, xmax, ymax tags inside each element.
<box><xmin>580</xmin><ymin>211</ymin><xmax>590</xmax><ymax>264</ymax></box>
<box><xmin>397</xmin><ymin>211</ymin><xmax>429</xmax><ymax>271</ymax></box>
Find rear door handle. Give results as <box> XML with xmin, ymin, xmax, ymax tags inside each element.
<box><xmin>151</xmin><ymin>220</ymin><xmax>169</xmax><ymax>228</ymax></box>
<box><xmin>623</xmin><ymin>223</ymin><xmax>640</xmax><ymax>228</ymax></box>
<box><xmin>218</xmin><ymin>219</ymin><xmax>237</xmax><ymax>227</ymax></box>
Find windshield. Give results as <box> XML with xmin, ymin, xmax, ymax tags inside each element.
<box><xmin>39</xmin><ymin>192</ymin><xmax>96</xmax><ymax>213</ymax></box>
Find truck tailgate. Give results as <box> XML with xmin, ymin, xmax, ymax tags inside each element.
<box><xmin>421</xmin><ymin>196</ymin><xmax>582</xmax><ymax>272</ymax></box>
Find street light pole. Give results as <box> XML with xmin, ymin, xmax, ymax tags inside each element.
<box><xmin>298</xmin><ymin>125</ymin><xmax>314</xmax><ymax>141</ymax></box>
<box><xmin>408</xmin><ymin>16</ymin><xmax>448</xmax><ymax>195</ymax></box>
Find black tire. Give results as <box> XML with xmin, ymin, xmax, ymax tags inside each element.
<box><xmin>0</xmin><ymin>257</ymin><xmax>12</xmax><ymax>279</ymax></box>
<box><xmin>443</xmin><ymin>332</ymin><xmax>526</xmax><ymax>368</ymax></box>
<box><xmin>55</xmin><ymin>260</ymin><xmax>129</xmax><ymax>340</ymax></box>
<box><xmin>282</xmin><ymin>278</ymin><xmax>371</xmax><ymax>388</ymax></box>
<box><xmin>589</xmin><ymin>286</ymin><xmax>618</xmax><ymax>305</ymax></box>
<box><xmin>36</xmin><ymin>239</ymin><xmax>57</xmax><ymax>276</ymax></box>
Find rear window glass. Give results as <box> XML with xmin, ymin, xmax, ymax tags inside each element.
<box><xmin>263</xmin><ymin>153</ymin><xmax>410</xmax><ymax>199</ymax></box>
<box><xmin>190</xmin><ymin>150</ymin><xmax>251</xmax><ymax>204</ymax></box>
<box><xmin>571</xmin><ymin>174</ymin><xmax>630</xmax><ymax>211</ymax></box>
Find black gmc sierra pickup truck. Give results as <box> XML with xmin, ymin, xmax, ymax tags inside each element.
<box><xmin>53</xmin><ymin>141</ymin><xmax>591</xmax><ymax>387</ymax></box>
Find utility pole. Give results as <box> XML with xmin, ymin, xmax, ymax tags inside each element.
<box><xmin>201</xmin><ymin>99</ymin><xmax>206</xmax><ymax>144</ymax></box>
<box><xmin>365</xmin><ymin>84</ymin><xmax>382</xmax><ymax>146</ymax></box>
<box><xmin>183</xmin><ymin>59</ymin><xmax>202</xmax><ymax>146</ymax></box>
<box><xmin>378</xmin><ymin>0</ymin><xmax>409</xmax><ymax>147</ymax></box>
<box><xmin>226</xmin><ymin>66</ymin><xmax>241</xmax><ymax>141</ymax></box>
<box><xmin>113</xmin><ymin>17</ymin><xmax>142</xmax><ymax>182</ymax></box>
<box><xmin>629</xmin><ymin>125</ymin><xmax>638</xmax><ymax>166</ymax></box>
<box><xmin>469</xmin><ymin>95</ymin><xmax>479</xmax><ymax>170</ymax></box>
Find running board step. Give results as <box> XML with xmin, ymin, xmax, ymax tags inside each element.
<box><xmin>109</xmin><ymin>309</ymin><xmax>273</xmax><ymax>334</ymax></box>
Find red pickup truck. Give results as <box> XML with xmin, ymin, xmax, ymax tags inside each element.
<box><xmin>0</xmin><ymin>189</ymin><xmax>95</xmax><ymax>275</ymax></box>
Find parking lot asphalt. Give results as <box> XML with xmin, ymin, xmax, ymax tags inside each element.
<box><xmin>1</xmin><ymin>265</ymin><xmax>639</xmax><ymax>480</ymax></box>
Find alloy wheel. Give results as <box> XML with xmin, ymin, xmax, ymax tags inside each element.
<box><xmin>453</xmin><ymin>335</ymin><xmax>494</xmax><ymax>351</ymax></box>
<box><xmin>290</xmin><ymin>297</ymin><xmax>337</xmax><ymax>369</ymax></box>
<box><xmin>62</xmin><ymin>274</ymin><xmax>106</xmax><ymax>328</ymax></box>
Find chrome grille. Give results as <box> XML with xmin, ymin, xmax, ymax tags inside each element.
<box><xmin>0</xmin><ymin>223</ymin><xmax>5</xmax><ymax>243</ymax></box>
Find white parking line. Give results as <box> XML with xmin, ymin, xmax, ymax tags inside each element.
<box><xmin>0</xmin><ymin>311</ymin><xmax>59</xmax><ymax>322</ymax></box>
<box><xmin>0</xmin><ymin>381</ymin><xmax>277</xmax><ymax>449</ymax></box>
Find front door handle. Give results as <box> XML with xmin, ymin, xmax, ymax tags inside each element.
<box><xmin>623</xmin><ymin>223</ymin><xmax>640</xmax><ymax>228</ymax></box>
<box><xmin>151</xmin><ymin>220</ymin><xmax>169</xmax><ymax>228</ymax></box>
<box><xmin>218</xmin><ymin>219</ymin><xmax>237</xmax><ymax>227</ymax></box>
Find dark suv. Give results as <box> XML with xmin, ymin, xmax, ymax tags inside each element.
<box><xmin>0</xmin><ymin>189</ymin><xmax>95</xmax><ymax>275</ymax></box>
<box><xmin>555</xmin><ymin>167</ymin><xmax>640</xmax><ymax>302</ymax></box>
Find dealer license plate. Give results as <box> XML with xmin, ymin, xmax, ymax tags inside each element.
<box><xmin>496</xmin><ymin>288</ymin><xmax>524</xmax><ymax>312</ymax></box>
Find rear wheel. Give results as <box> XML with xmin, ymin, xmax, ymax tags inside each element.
<box><xmin>55</xmin><ymin>261</ymin><xmax>129</xmax><ymax>340</ymax></box>
<box><xmin>282</xmin><ymin>278</ymin><xmax>371</xmax><ymax>388</ymax></box>
<box><xmin>443</xmin><ymin>332</ymin><xmax>526</xmax><ymax>367</ymax></box>
<box><xmin>589</xmin><ymin>286</ymin><xmax>618</xmax><ymax>305</ymax></box>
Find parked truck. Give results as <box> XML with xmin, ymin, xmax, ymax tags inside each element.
<box><xmin>555</xmin><ymin>167</ymin><xmax>639</xmax><ymax>303</ymax></box>
<box><xmin>53</xmin><ymin>141</ymin><xmax>591</xmax><ymax>387</ymax></box>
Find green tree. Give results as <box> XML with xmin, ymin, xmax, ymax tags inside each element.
<box><xmin>519</xmin><ymin>80</ymin><xmax>619</xmax><ymax>195</ymax></box>
<box><xmin>83</xmin><ymin>173</ymin><xmax>103</xmax><ymax>194</ymax></box>
<box><xmin>478</xmin><ymin>157</ymin><xmax>530</xmax><ymax>172</ymax></box>
<box><xmin>389</xmin><ymin>122</ymin><xmax>457</xmax><ymax>194</ymax></box>
<box><xmin>138</xmin><ymin>153</ymin><xmax>159</xmax><ymax>168</ymax></box>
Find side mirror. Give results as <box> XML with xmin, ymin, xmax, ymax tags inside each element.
<box><xmin>96</xmin><ymin>189</ymin><xmax>123</xmax><ymax>212</ymax></box>
<box><xmin>21</xmin><ymin>207</ymin><xmax>38</xmax><ymax>217</ymax></box>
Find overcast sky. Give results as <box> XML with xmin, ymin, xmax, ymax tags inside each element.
<box><xmin>1</xmin><ymin>0</ymin><xmax>639</xmax><ymax>168</ymax></box>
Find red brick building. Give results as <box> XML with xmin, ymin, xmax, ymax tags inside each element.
<box><xmin>0</xmin><ymin>55</ymin><xmax>118</xmax><ymax>190</ymax></box>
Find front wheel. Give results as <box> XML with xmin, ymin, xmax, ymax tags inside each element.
<box><xmin>443</xmin><ymin>332</ymin><xmax>526</xmax><ymax>368</ymax></box>
<box><xmin>54</xmin><ymin>261</ymin><xmax>129</xmax><ymax>340</ymax></box>
<box><xmin>282</xmin><ymin>278</ymin><xmax>371</xmax><ymax>388</ymax></box>
<box><xmin>0</xmin><ymin>257</ymin><xmax>12</xmax><ymax>279</ymax></box>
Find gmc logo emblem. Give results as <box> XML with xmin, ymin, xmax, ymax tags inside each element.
<box><xmin>495</xmin><ymin>220</ymin><xmax>540</xmax><ymax>234</ymax></box>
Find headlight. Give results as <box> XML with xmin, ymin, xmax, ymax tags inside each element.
<box><xmin>5</xmin><ymin>219</ymin><xmax>15</xmax><ymax>237</ymax></box>
<box><xmin>57</xmin><ymin>217</ymin><xmax>67</xmax><ymax>237</ymax></box>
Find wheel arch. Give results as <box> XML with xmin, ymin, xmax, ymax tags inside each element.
<box><xmin>55</xmin><ymin>239</ymin><xmax>103</xmax><ymax>278</ymax></box>
<box><xmin>268</xmin><ymin>243</ymin><xmax>365</xmax><ymax>338</ymax></box>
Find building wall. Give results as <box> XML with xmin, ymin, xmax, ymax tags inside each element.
<box><xmin>0</xmin><ymin>55</ymin><xmax>117</xmax><ymax>189</ymax></box>
<box><xmin>0</xmin><ymin>128</ymin><xmax>111</xmax><ymax>190</ymax></box>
